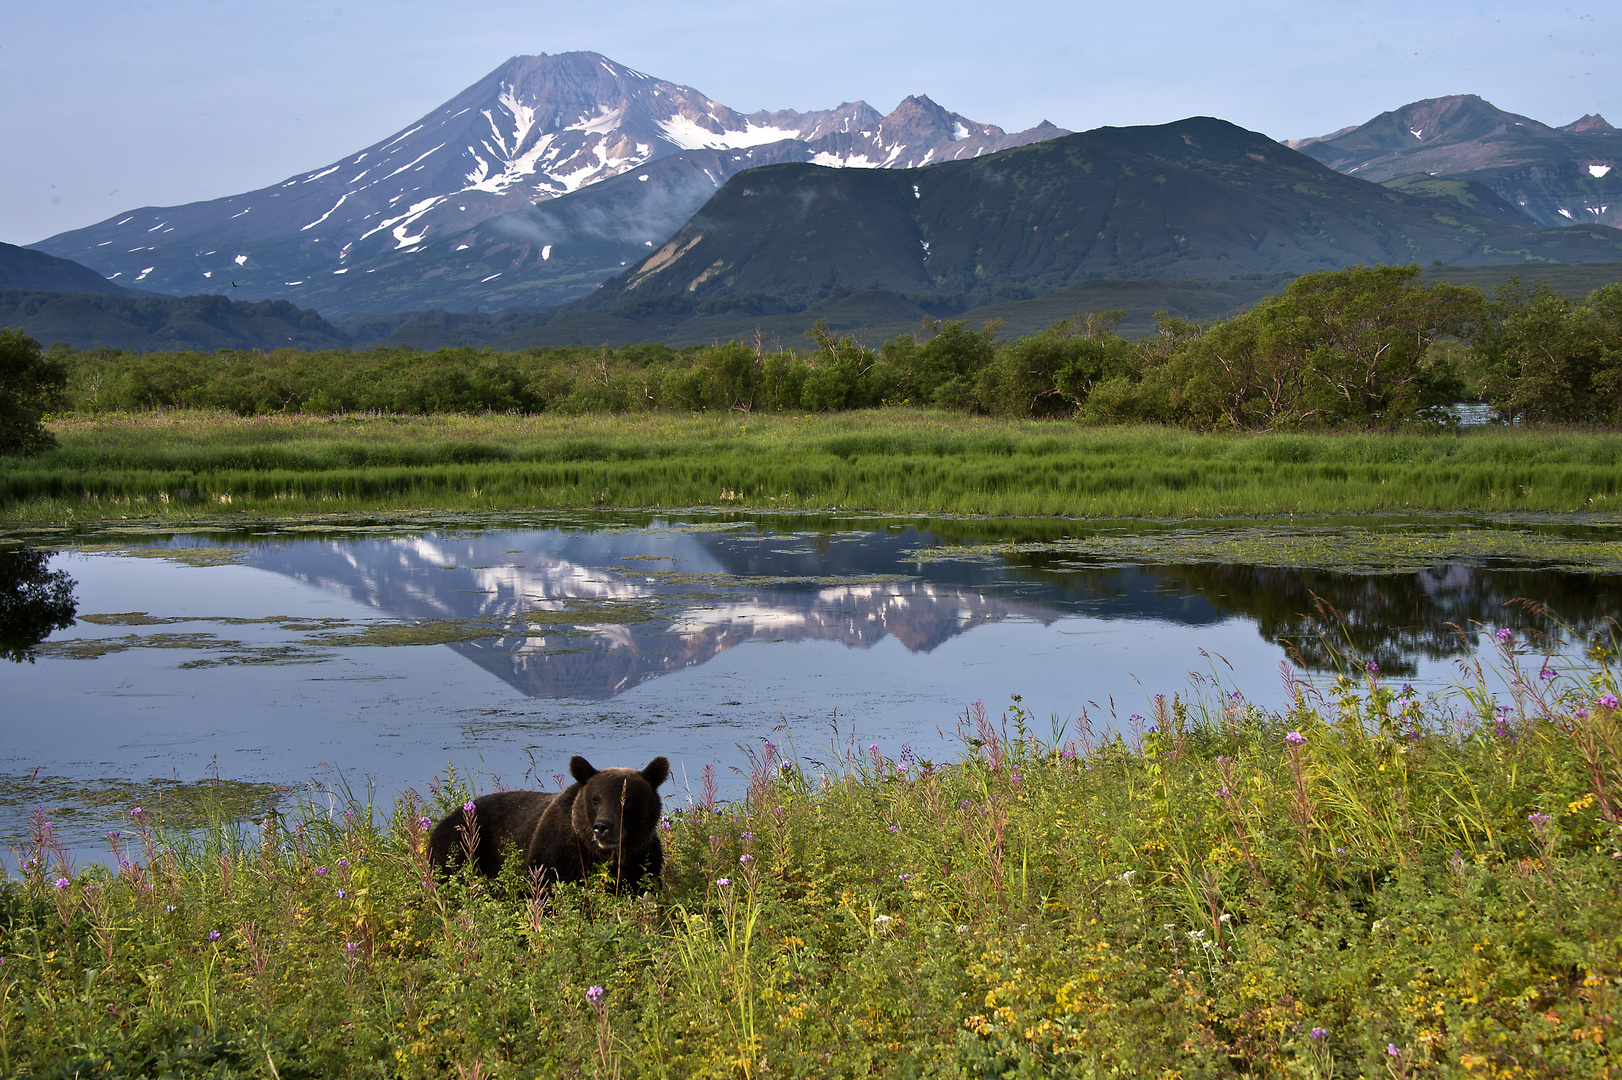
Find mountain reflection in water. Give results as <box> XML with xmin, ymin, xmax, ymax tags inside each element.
<box><xmin>243</xmin><ymin>524</ymin><xmax>1617</xmax><ymax>701</ymax></box>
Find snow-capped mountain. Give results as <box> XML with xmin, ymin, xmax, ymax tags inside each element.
<box><xmin>32</xmin><ymin>52</ymin><xmax>1065</xmax><ymax>315</ymax></box>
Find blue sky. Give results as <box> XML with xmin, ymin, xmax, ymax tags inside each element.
<box><xmin>4</xmin><ymin>0</ymin><xmax>1616</xmax><ymax>246</ymax></box>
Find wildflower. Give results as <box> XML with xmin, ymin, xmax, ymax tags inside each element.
<box><xmin>740</xmin><ymin>831</ymin><xmax>752</xmax><ymax>840</ymax></box>
<box><xmin>1575</xmin><ymin>708</ymin><xmax>1590</xmax><ymax>720</ymax></box>
<box><xmin>586</xmin><ymin>985</ymin><xmax>604</xmax><ymax>1006</ymax></box>
<box><xmin>1387</xmin><ymin>1044</ymin><xmax>1400</xmax><ymax>1057</ymax></box>
<box><xmin>1366</xmin><ymin>661</ymin><xmax>1379</xmax><ymax>674</ymax></box>
<box><xmin>1311</xmin><ymin>1027</ymin><xmax>1328</xmax><ymax>1040</ymax></box>
<box><xmin>463</xmin><ymin>800</ymin><xmax>476</xmax><ymax>814</ymax></box>
<box><xmin>1285</xmin><ymin>731</ymin><xmax>1306</xmax><ymax>745</ymax></box>
<box><xmin>658</xmin><ymin>820</ymin><xmax>672</xmax><ymax>830</ymax></box>
<box><xmin>739</xmin><ymin>854</ymin><xmax>754</xmax><ymax>865</ymax></box>
<box><xmin>1218</xmin><ymin>786</ymin><xmax>1231</xmax><ymax>797</ymax></box>
<box><xmin>898</xmin><ymin>873</ymin><xmax>915</xmax><ymax>881</ymax></box>
<box><xmin>53</xmin><ymin>877</ymin><xmax>70</xmax><ymax>891</ymax></box>
<box><xmin>868</xmin><ymin>744</ymin><xmax>879</xmax><ymax>753</ymax></box>
<box><xmin>889</xmin><ymin>825</ymin><xmax>899</xmax><ymax>833</ymax></box>
<box><xmin>344</xmin><ymin>941</ymin><xmax>359</xmax><ymax>955</ymax></box>
<box><xmin>1495</xmin><ymin>628</ymin><xmax>1513</xmax><ymax>643</ymax></box>
<box><xmin>337</xmin><ymin>859</ymin><xmax>350</xmax><ymax>868</ymax></box>
<box><xmin>1119</xmin><ymin>870</ymin><xmax>1137</xmax><ymax>883</ymax></box>
<box><xmin>1601</xmin><ymin>694</ymin><xmax>1619</xmax><ymax>709</ymax></box>
<box><xmin>1528</xmin><ymin>812</ymin><xmax>1552</xmax><ymax>826</ymax></box>
<box><xmin>208</xmin><ymin>930</ymin><xmax>221</xmax><ymax>941</ymax></box>
<box><xmin>337</xmin><ymin>889</ymin><xmax>347</xmax><ymax>899</ymax></box>
<box><xmin>416</xmin><ymin>816</ymin><xmax>432</xmax><ymax>829</ymax></box>
<box><xmin>1011</xmin><ymin>773</ymin><xmax>1022</xmax><ymax>783</ymax></box>
<box><xmin>1540</xmin><ymin>667</ymin><xmax>1557</xmax><ymax>681</ymax></box>
<box><xmin>762</xmin><ymin>740</ymin><xmax>776</xmax><ymax>750</ymax></box>
<box><xmin>129</xmin><ymin>806</ymin><xmax>145</xmax><ymax>818</ymax></box>
<box><xmin>315</xmin><ymin>867</ymin><xmax>329</xmax><ymax>875</ymax></box>
<box><xmin>107</xmin><ymin>830</ymin><xmax>121</xmax><ymax>841</ymax></box>
<box><xmin>165</xmin><ymin>905</ymin><xmax>176</xmax><ymax>913</ymax></box>
<box><xmin>874</xmin><ymin>914</ymin><xmax>893</xmax><ymax>924</ymax></box>
<box><xmin>716</xmin><ymin>877</ymin><xmax>731</xmax><ymax>886</ymax></box>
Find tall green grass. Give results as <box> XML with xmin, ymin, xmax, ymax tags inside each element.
<box><xmin>4</xmin><ymin>624</ymin><xmax>1621</xmax><ymax>1076</ymax></box>
<box><xmin>5</xmin><ymin>410</ymin><xmax>1621</xmax><ymax>523</ymax></box>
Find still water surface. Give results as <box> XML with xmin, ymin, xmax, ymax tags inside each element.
<box><xmin>4</xmin><ymin>511</ymin><xmax>1617</xmax><ymax>856</ymax></box>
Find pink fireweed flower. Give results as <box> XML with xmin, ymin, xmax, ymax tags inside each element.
<box><xmin>586</xmin><ymin>985</ymin><xmax>604</xmax><ymax>1006</ymax></box>
<box><xmin>715</xmin><ymin>877</ymin><xmax>731</xmax><ymax>886</ymax></box>
<box><xmin>208</xmin><ymin>930</ymin><xmax>221</xmax><ymax>941</ymax></box>
<box><xmin>739</xmin><ymin>854</ymin><xmax>754</xmax><ymax>865</ymax></box>
<box><xmin>1601</xmin><ymin>694</ymin><xmax>1619</xmax><ymax>709</ymax></box>
<box><xmin>463</xmin><ymin>801</ymin><xmax>476</xmax><ymax>814</ymax></box>
<box><xmin>53</xmin><ymin>878</ymin><xmax>70</xmax><ymax>890</ymax></box>
<box><xmin>315</xmin><ymin>867</ymin><xmax>329</xmax><ymax>876</ymax></box>
<box><xmin>1365</xmin><ymin>661</ymin><xmax>1379</xmax><ymax>674</ymax></box>
<box><xmin>416</xmin><ymin>816</ymin><xmax>432</xmax><ymax>829</ymax></box>
<box><xmin>1495</xmin><ymin>628</ymin><xmax>1513</xmax><ymax>643</ymax></box>
<box><xmin>1311</xmin><ymin>1027</ymin><xmax>1328</xmax><ymax>1040</ymax></box>
<box><xmin>1285</xmin><ymin>731</ymin><xmax>1306</xmax><ymax>745</ymax></box>
<box><xmin>1540</xmin><ymin>667</ymin><xmax>1557</xmax><ymax>680</ymax></box>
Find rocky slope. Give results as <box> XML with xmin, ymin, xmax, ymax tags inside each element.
<box><xmin>1288</xmin><ymin>95</ymin><xmax>1621</xmax><ymax>229</ymax></box>
<box><xmin>29</xmin><ymin>53</ymin><xmax>1064</xmax><ymax>315</ymax></box>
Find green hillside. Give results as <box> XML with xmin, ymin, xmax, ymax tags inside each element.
<box><xmin>569</xmin><ymin>116</ymin><xmax>1622</xmax><ymax>329</ymax></box>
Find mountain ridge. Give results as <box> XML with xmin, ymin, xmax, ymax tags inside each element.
<box><xmin>1289</xmin><ymin>94</ymin><xmax>1621</xmax><ymax>229</ymax></box>
<box><xmin>30</xmin><ymin>52</ymin><xmax>1065</xmax><ymax>316</ymax></box>
<box><xmin>562</xmin><ymin>115</ymin><xmax>1622</xmax><ymax>335</ymax></box>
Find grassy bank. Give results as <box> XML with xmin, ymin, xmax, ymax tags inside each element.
<box><xmin>3</xmin><ymin>632</ymin><xmax>1620</xmax><ymax>1076</ymax></box>
<box><xmin>4</xmin><ymin>410</ymin><xmax>1622</xmax><ymax>524</ymax></box>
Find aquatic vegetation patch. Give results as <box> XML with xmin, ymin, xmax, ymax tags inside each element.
<box><xmin>32</xmin><ymin>631</ymin><xmax>244</xmax><ymax>660</ymax></box>
<box><xmin>0</xmin><ymin>773</ymin><xmax>290</xmax><ymax>854</ymax></box>
<box><xmin>71</xmin><ymin>543</ymin><xmax>252</xmax><ymax>567</ymax></box>
<box><xmin>907</xmin><ymin>524</ymin><xmax>1622</xmax><ymax>574</ymax></box>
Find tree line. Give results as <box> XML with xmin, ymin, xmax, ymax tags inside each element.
<box><xmin>4</xmin><ymin>265</ymin><xmax>1621</xmax><ymax>452</ymax></box>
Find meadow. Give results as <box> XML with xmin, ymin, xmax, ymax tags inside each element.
<box><xmin>3</xmin><ymin>625</ymin><xmax>1620</xmax><ymax>1077</ymax></box>
<box><xmin>4</xmin><ymin>409</ymin><xmax>1622</xmax><ymax>524</ymax></box>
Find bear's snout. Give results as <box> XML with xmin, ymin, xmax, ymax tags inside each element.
<box><xmin>592</xmin><ymin>818</ymin><xmax>619</xmax><ymax>846</ymax></box>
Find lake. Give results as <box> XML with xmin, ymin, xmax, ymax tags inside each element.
<box><xmin>3</xmin><ymin>510</ymin><xmax>1618</xmax><ymax>861</ymax></box>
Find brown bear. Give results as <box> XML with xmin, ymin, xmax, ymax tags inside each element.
<box><xmin>427</xmin><ymin>755</ymin><xmax>669</xmax><ymax>891</ymax></box>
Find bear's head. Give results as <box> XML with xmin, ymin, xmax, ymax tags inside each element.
<box><xmin>569</xmin><ymin>755</ymin><xmax>669</xmax><ymax>853</ymax></box>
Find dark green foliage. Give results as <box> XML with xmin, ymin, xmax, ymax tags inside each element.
<box><xmin>0</xmin><ymin>329</ymin><xmax>67</xmax><ymax>454</ymax></box>
<box><xmin>0</xmin><ymin>546</ymin><xmax>76</xmax><ymax>663</ymax></box>
<box><xmin>1473</xmin><ymin>281</ymin><xmax>1622</xmax><ymax>424</ymax></box>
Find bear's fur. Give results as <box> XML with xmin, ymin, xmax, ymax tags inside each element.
<box><xmin>427</xmin><ymin>755</ymin><xmax>669</xmax><ymax>891</ymax></box>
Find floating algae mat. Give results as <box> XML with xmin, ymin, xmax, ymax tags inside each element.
<box><xmin>904</xmin><ymin>522</ymin><xmax>1622</xmax><ymax>575</ymax></box>
<box><xmin>3</xmin><ymin>509</ymin><xmax>1619</xmax><ymax>861</ymax></box>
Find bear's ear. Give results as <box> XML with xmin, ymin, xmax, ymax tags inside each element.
<box><xmin>642</xmin><ymin>757</ymin><xmax>670</xmax><ymax>789</ymax></box>
<box><xmin>569</xmin><ymin>756</ymin><xmax>597</xmax><ymax>784</ymax></box>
